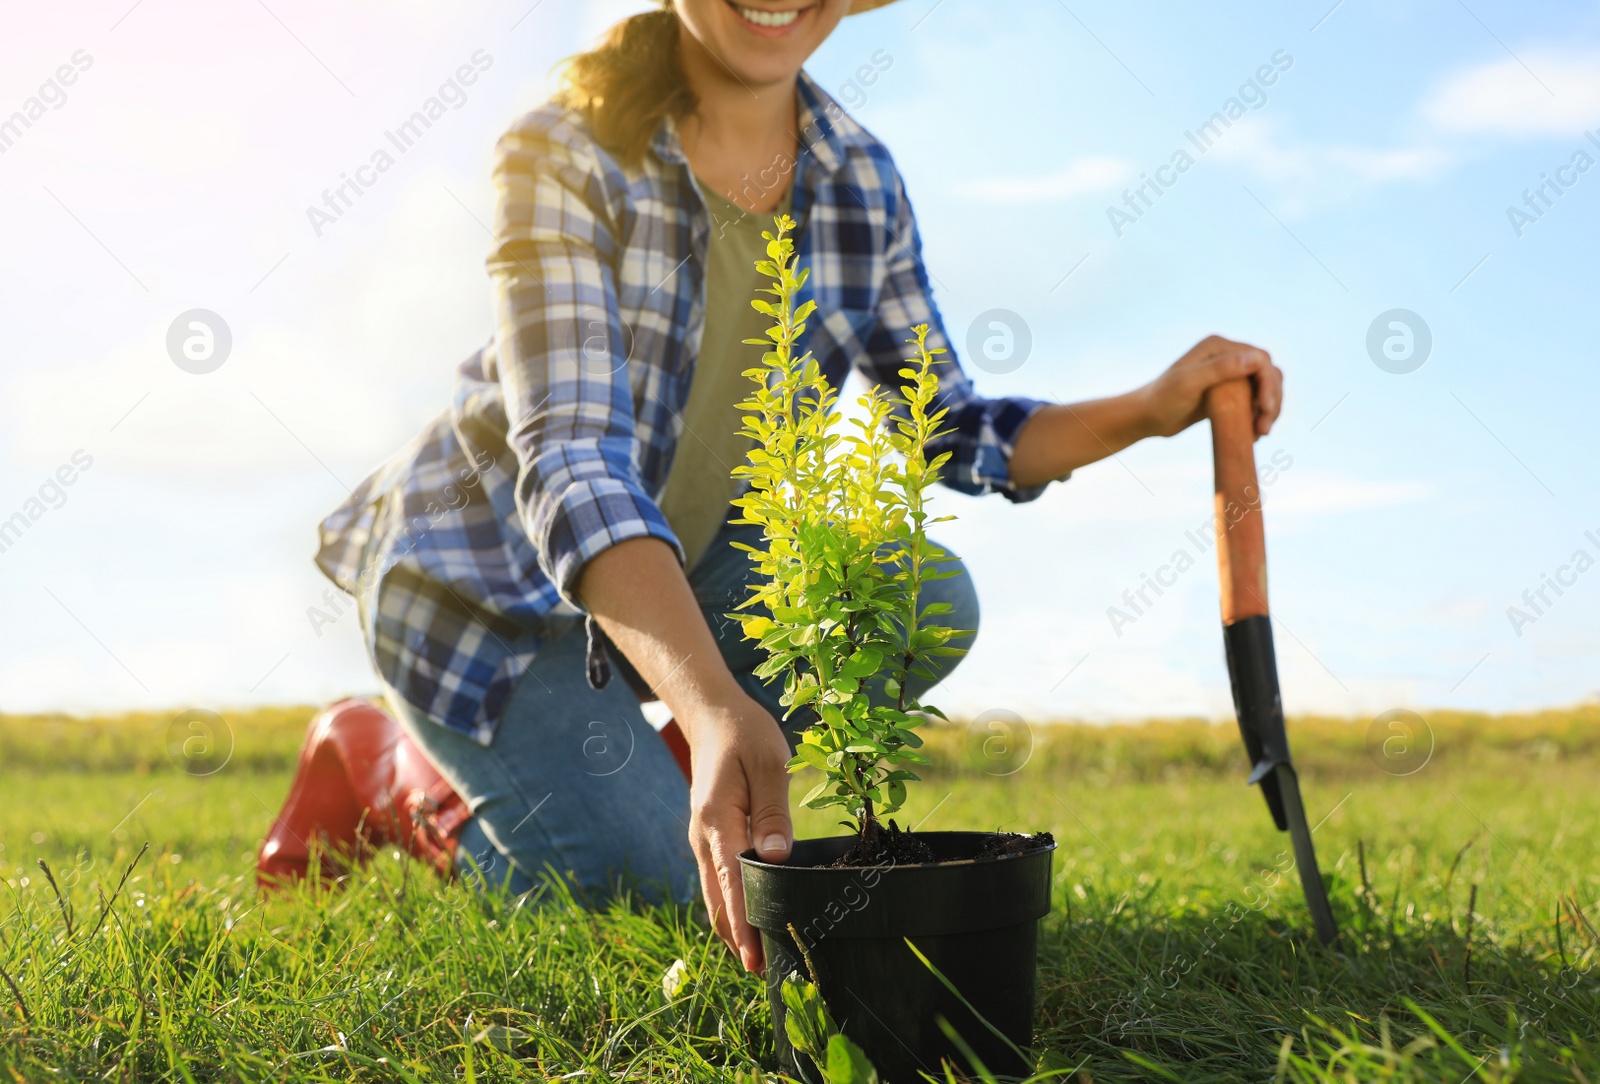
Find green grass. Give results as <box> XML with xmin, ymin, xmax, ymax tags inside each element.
<box><xmin>2</xmin><ymin>707</ymin><xmax>1598</xmax><ymax>1081</ymax></box>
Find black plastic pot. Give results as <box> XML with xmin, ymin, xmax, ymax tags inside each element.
<box><xmin>740</xmin><ymin>832</ymin><xmax>1056</xmax><ymax>1083</ymax></box>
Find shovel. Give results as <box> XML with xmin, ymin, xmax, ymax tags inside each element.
<box><xmin>1207</xmin><ymin>379</ymin><xmax>1339</xmax><ymax>946</ymax></box>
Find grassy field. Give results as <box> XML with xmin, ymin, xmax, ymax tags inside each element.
<box><xmin>1</xmin><ymin>705</ymin><xmax>1598</xmax><ymax>1081</ymax></box>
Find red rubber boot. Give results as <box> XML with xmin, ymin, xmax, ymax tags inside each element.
<box><xmin>257</xmin><ymin>701</ymin><xmax>693</xmax><ymax>891</ymax></box>
<box><xmin>659</xmin><ymin>717</ymin><xmax>692</xmax><ymax>781</ymax></box>
<box><xmin>256</xmin><ymin>699</ymin><xmax>471</xmax><ymax>888</ymax></box>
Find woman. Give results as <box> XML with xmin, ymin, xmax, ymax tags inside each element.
<box><xmin>259</xmin><ymin>0</ymin><xmax>1283</xmax><ymax>975</ymax></box>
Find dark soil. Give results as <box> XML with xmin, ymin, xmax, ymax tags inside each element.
<box><xmin>975</xmin><ymin>830</ymin><xmax>1055</xmax><ymax>860</ymax></box>
<box><xmin>830</xmin><ymin>819</ymin><xmax>934</xmax><ymax>868</ymax></box>
<box><xmin>828</xmin><ymin>824</ymin><xmax>1056</xmax><ymax>868</ymax></box>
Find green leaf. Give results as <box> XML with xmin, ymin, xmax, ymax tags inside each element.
<box><xmin>793</xmin><ymin>743</ymin><xmax>831</xmax><ymax>771</ymax></box>
<box><xmin>839</xmin><ymin>648</ymin><xmax>883</xmax><ymax>679</ymax></box>
<box><xmin>824</xmin><ymin>1033</ymin><xmax>881</xmax><ymax>1084</ymax></box>
<box><xmin>884</xmin><ymin>779</ymin><xmax>906</xmax><ymax>811</ymax></box>
<box><xmin>801</xmin><ymin>781</ymin><xmax>834</xmax><ymax>808</ymax></box>
<box><xmin>739</xmin><ymin>616</ymin><xmax>774</xmax><ymax>640</ymax></box>
<box><xmin>780</xmin><ymin>975</ymin><xmax>835</xmax><ymax>1061</ymax></box>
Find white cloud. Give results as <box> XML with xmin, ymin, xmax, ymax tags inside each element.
<box><xmin>1422</xmin><ymin>49</ymin><xmax>1600</xmax><ymax>137</ymax></box>
<box><xmin>1179</xmin><ymin>50</ymin><xmax>1600</xmax><ymax>214</ymax></box>
<box><xmin>954</xmin><ymin>156</ymin><xmax>1132</xmax><ymax>203</ymax></box>
<box><xmin>1208</xmin><ymin>117</ymin><xmax>1451</xmax><ymax>210</ymax></box>
<box><xmin>4</xmin><ymin>172</ymin><xmax>487</xmax><ymax>478</ymax></box>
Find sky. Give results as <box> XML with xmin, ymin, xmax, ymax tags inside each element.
<box><xmin>1</xmin><ymin>0</ymin><xmax>1596</xmax><ymax>728</ymax></box>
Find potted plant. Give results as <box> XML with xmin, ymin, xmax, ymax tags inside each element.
<box><xmin>733</xmin><ymin>218</ymin><xmax>1056</xmax><ymax>1083</ymax></box>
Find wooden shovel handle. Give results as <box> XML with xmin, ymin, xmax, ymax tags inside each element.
<box><xmin>1207</xmin><ymin>378</ymin><xmax>1269</xmax><ymax>623</ymax></box>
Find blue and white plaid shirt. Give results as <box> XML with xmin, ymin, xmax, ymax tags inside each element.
<box><xmin>316</xmin><ymin>72</ymin><xmax>1053</xmax><ymax>743</ymax></box>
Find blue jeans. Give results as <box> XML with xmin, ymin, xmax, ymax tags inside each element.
<box><xmin>380</xmin><ymin>520</ymin><xmax>980</xmax><ymax>903</ymax></box>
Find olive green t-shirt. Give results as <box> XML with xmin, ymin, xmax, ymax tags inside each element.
<box><xmin>659</xmin><ymin>179</ymin><xmax>793</xmax><ymax>571</ymax></box>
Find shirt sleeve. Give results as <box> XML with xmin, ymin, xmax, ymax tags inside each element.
<box><xmin>487</xmin><ymin>116</ymin><xmax>683</xmax><ymax>606</ymax></box>
<box><xmin>859</xmin><ymin>163</ymin><xmax>1060</xmax><ymax>504</ymax></box>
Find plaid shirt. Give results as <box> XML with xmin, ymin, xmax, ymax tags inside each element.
<box><xmin>315</xmin><ymin>72</ymin><xmax>1052</xmax><ymax>743</ymax></box>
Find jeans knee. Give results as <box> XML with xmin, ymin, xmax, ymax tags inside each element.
<box><xmin>896</xmin><ymin>543</ymin><xmax>978</xmax><ymax>698</ymax></box>
<box><xmin>455</xmin><ymin>817</ymin><xmax>538</xmax><ymax>896</ymax></box>
<box><xmin>931</xmin><ymin>547</ymin><xmax>981</xmax><ymax>644</ymax></box>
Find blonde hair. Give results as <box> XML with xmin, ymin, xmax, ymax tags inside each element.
<box><xmin>554</xmin><ymin>5</ymin><xmax>696</xmax><ymax>167</ymax></box>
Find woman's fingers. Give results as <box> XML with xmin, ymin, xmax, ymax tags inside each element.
<box><xmin>682</xmin><ymin>695</ymin><xmax>793</xmax><ymax>974</ymax></box>
<box><xmin>715</xmin><ymin>823</ymin><xmax>763</xmax><ymax>971</ymax></box>
<box><xmin>697</xmin><ymin>804</ymin><xmax>763</xmax><ymax>971</ymax></box>
<box><xmin>1200</xmin><ymin>342</ymin><xmax>1270</xmax><ymax>378</ymax></box>
<box><xmin>1252</xmin><ymin>359</ymin><xmax>1284</xmax><ymax>436</ymax></box>
<box><xmin>1191</xmin><ymin>339</ymin><xmax>1281</xmax><ymax>437</ymax></box>
<box><xmin>747</xmin><ymin>753</ymin><xmax>793</xmax><ymax>863</ymax></box>
<box><xmin>691</xmin><ymin>828</ymin><xmax>737</xmax><ymax>956</ymax></box>
<box><xmin>1212</xmin><ymin>345</ymin><xmax>1282</xmax><ymax>437</ymax></box>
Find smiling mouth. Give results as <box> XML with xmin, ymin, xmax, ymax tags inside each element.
<box><xmin>729</xmin><ymin>2</ymin><xmax>811</xmax><ymax>30</ymax></box>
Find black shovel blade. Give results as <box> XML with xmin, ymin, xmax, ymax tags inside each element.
<box><xmin>1224</xmin><ymin>616</ymin><xmax>1339</xmax><ymax>946</ymax></box>
<box><xmin>1272</xmin><ymin>762</ymin><xmax>1339</xmax><ymax>945</ymax></box>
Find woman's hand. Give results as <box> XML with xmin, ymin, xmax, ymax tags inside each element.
<box><xmin>682</xmin><ymin>691</ymin><xmax>794</xmax><ymax>973</ymax></box>
<box><xmin>574</xmin><ymin>537</ymin><xmax>791</xmax><ymax>974</ymax></box>
<box><xmin>1009</xmin><ymin>335</ymin><xmax>1284</xmax><ymax>487</ymax></box>
<box><xmin>1138</xmin><ymin>335</ymin><xmax>1283</xmax><ymax>439</ymax></box>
